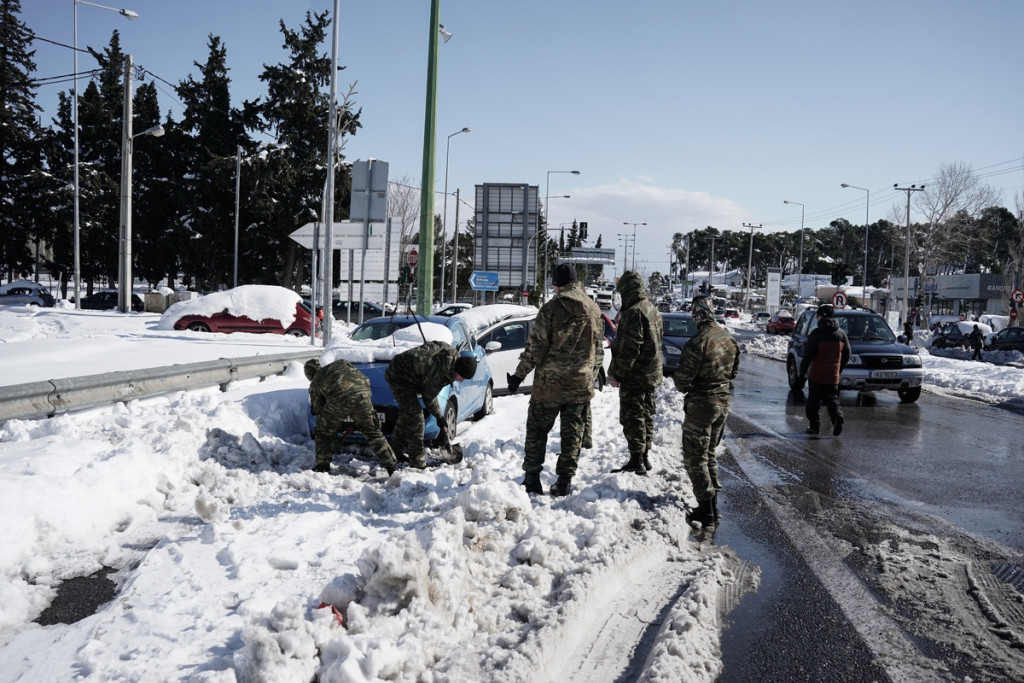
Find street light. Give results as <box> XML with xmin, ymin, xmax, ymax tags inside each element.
<box><xmin>440</xmin><ymin>127</ymin><xmax>470</xmax><ymax>305</ymax></box>
<box><xmin>841</xmin><ymin>183</ymin><xmax>870</xmax><ymax>295</ymax></box>
<box><xmin>543</xmin><ymin>170</ymin><xmax>580</xmax><ymax>302</ymax></box>
<box><xmin>74</xmin><ymin>0</ymin><xmax>138</xmax><ymax>309</ymax></box>
<box><xmin>617</xmin><ymin>233</ymin><xmax>633</xmax><ymax>274</ymax></box>
<box><xmin>742</xmin><ymin>223</ymin><xmax>762</xmax><ymax>312</ymax></box>
<box><xmin>622</xmin><ymin>222</ymin><xmax>646</xmax><ymax>270</ymax></box>
<box><xmin>783</xmin><ymin>200</ymin><xmax>805</xmax><ymax>295</ymax></box>
<box><xmin>894</xmin><ymin>184</ymin><xmax>925</xmax><ymax>325</ymax></box>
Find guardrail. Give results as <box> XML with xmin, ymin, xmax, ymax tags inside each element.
<box><xmin>0</xmin><ymin>350</ymin><xmax>320</xmax><ymax>423</ymax></box>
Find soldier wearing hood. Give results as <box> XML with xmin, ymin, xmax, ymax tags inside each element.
<box><xmin>608</xmin><ymin>271</ymin><xmax>664</xmax><ymax>474</ymax></box>
<box><xmin>798</xmin><ymin>303</ymin><xmax>850</xmax><ymax>437</ymax></box>
<box><xmin>673</xmin><ymin>294</ymin><xmax>740</xmax><ymax>530</ymax></box>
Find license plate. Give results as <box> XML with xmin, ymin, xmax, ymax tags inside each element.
<box><xmin>871</xmin><ymin>370</ymin><xmax>899</xmax><ymax>379</ymax></box>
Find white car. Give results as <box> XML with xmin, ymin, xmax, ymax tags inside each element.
<box><xmin>459</xmin><ymin>304</ymin><xmax>611</xmax><ymax>396</ymax></box>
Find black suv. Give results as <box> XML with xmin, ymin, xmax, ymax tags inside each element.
<box><xmin>786</xmin><ymin>308</ymin><xmax>924</xmax><ymax>403</ymax></box>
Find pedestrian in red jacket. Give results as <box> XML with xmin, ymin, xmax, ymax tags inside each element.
<box><xmin>798</xmin><ymin>304</ymin><xmax>850</xmax><ymax>436</ymax></box>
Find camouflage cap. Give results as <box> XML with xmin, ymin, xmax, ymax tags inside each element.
<box><xmin>303</xmin><ymin>359</ymin><xmax>321</xmax><ymax>381</ymax></box>
<box><xmin>691</xmin><ymin>295</ymin><xmax>715</xmax><ymax>324</ymax></box>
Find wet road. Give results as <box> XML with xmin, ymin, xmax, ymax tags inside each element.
<box><xmin>715</xmin><ymin>350</ymin><xmax>1024</xmax><ymax>682</ymax></box>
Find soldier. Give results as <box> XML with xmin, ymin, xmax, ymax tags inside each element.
<box><xmin>305</xmin><ymin>359</ymin><xmax>398</xmax><ymax>476</ymax></box>
<box><xmin>609</xmin><ymin>270</ymin><xmax>664</xmax><ymax>474</ymax></box>
<box><xmin>673</xmin><ymin>295</ymin><xmax>740</xmax><ymax>529</ymax></box>
<box><xmin>507</xmin><ymin>263</ymin><xmax>604</xmax><ymax>496</ymax></box>
<box><xmin>385</xmin><ymin>340</ymin><xmax>478</xmax><ymax>469</ymax></box>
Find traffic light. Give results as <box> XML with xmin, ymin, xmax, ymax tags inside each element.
<box><xmin>579</xmin><ymin>221</ymin><xmax>588</xmax><ymax>240</ymax></box>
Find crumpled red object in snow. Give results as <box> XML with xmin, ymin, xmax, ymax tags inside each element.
<box><xmin>317</xmin><ymin>602</ymin><xmax>344</xmax><ymax>626</ymax></box>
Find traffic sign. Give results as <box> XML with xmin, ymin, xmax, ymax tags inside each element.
<box><xmin>959</xmin><ymin>313</ymin><xmax>966</xmax><ymax>321</ymax></box>
<box><xmin>469</xmin><ymin>271</ymin><xmax>499</xmax><ymax>292</ymax></box>
<box><xmin>831</xmin><ymin>291</ymin><xmax>847</xmax><ymax>309</ymax></box>
<box><xmin>289</xmin><ymin>221</ymin><xmax>384</xmax><ymax>250</ymax></box>
<box><xmin>407</xmin><ymin>249</ymin><xmax>419</xmax><ymax>267</ymax></box>
<box><xmin>1011</xmin><ymin>288</ymin><xmax>1024</xmax><ymax>304</ymax></box>
<box><xmin>1010</xmin><ymin>308</ymin><xmax>1018</xmax><ymax>322</ymax></box>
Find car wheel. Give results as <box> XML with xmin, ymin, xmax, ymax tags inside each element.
<box><xmin>187</xmin><ymin>321</ymin><xmax>211</xmax><ymax>333</ymax></box>
<box><xmin>285</xmin><ymin>328</ymin><xmax>307</xmax><ymax>337</ymax></box>
<box><xmin>787</xmin><ymin>358</ymin><xmax>805</xmax><ymax>391</ymax></box>
<box><xmin>474</xmin><ymin>382</ymin><xmax>493</xmax><ymax>420</ymax></box>
<box><xmin>897</xmin><ymin>386</ymin><xmax>921</xmax><ymax>403</ymax></box>
<box><xmin>444</xmin><ymin>399</ymin><xmax>458</xmax><ymax>438</ymax></box>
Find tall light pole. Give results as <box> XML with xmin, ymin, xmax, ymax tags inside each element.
<box><xmin>543</xmin><ymin>170</ymin><xmax>580</xmax><ymax>302</ymax></box>
<box><xmin>617</xmin><ymin>233</ymin><xmax>633</xmax><ymax>274</ymax></box>
<box><xmin>894</xmin><ymin>184</ymin><xmax>925</xmax><ymax>325</ymax></box>
<box><xmin>622</xmin><ymin>222</ymin><xmax>646</xmax><ymax>270</ymax></box>
<box><xmin>742</xmin><ymin>223</ymin><xmax>762</xmax><ymax>313</ymax></box>
<box><xmin>439</xmin><ymin>127</ymin><xmax>469</xmax><ymax>305</ymax></box>
<box><xmin>74</xmin><ymin>0</ymin><xmax>138</xmax><ymax>308</ymax></box>
<box><xmin>841</xmin><ymin>183</ymin><xmax>870</xmax><ymax>295</ymax></box>
<box><xmin>783</xmin><ymin>200</ymin><xmax>805</xmax><ymax>296</ymax></box>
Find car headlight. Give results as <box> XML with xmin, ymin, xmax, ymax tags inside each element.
<box><xmin>902</xmin><ymin>354</ymin><xmax>922</xmax><ymax>368</ymax></box>
<box><xmin>663</xmin><ymin>343</ymin><xmax>682</xmax><ymax>358</ymax></box>
<box><xmin>847</xmin><ymin>354</ymin><xmax>862</xmax><ymax>366</ymax></box>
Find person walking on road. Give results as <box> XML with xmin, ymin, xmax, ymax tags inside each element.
<box><xmin>799</xmin><ymin>304</ymin><xmax>850</xmax><ymax>438</ymax></box>
<box><xmin>506</xmin><ymin>263</ymin><xmax>604</xmax><ymax>497</ymax></box>
<box><xmin>672</xmin><ymin>295</ymin><xmax>740</xmax><ymax>530</ymax></box>
<box><xmin>608</xmin><ymin>270</ymin><xmax>664</xmax><ymax>474</ymax></box>
<box><xmin>385</xmin><ymin>341</ymin><xmax>477</xmax><ymax>469</ymax></box>
<box><xmin>306</xmin><ymin>359</ymin><xmax>398</xmax><ymax>476</ymax></box>
<box><xmin>969</xmin><ymin>324</ymin><xmax>985</xmax><ymax>361</ymax></box>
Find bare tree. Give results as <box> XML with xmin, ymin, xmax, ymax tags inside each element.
<box><xmin>387</xmin><ymin>174</ymin><xmax>420</xmax><ymax>254</ymax></box>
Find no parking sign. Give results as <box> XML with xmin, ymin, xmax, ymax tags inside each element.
<box><xmin>831</xmin><ymin>291</ymin><xmax>847</xmax><ymax>309</ymax></box>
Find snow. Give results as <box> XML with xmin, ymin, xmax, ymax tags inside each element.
<box><xmin>157</xmin><ymin>284</ymin><xmax>303</xmax><ymax>329</ymax></box>
<box><xmin>320</xmin><ymin>322</ymin><xmax>453</xmax><ymax>365</ymax></box>
<box><xmin>0</xmin><ymin>305</ymin><xmax>1021</xmax><ymax>681</ymax></box>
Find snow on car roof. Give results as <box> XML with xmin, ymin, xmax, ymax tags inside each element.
<box><xmin>156</xmin><ymin>285</ymin><xmax>301</xmax><ymax>330</ymax></box>
<box><xmin>455</xmin><ymin>304</ymin><xmax>537</xmax><ymax>332</ymax></box>
<box><xmin>319</xmin><ymin>321</ymin><xmax>453</xmax><ymax>365</ymax></box>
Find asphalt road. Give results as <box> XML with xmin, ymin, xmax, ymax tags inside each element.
<box><xmin>715</xmin><ymin>347</ymin><xmax>1024</xmax><ymax>682</ymax></box>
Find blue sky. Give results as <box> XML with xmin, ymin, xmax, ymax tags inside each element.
<box><xmin>24</xmin><ymin>0</ymin><xmax>1024</xmax><ymax>277</ymax></box>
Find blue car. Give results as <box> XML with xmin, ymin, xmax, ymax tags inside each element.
<box><xmin>307</xmin><ymin>315</ymin><xmax>493</xmax><ymax>446</ymax></box>
<box><xmin>661</xmin><ymin>312</ymin><xmax>698</xmax><ymax>376</ymax></box>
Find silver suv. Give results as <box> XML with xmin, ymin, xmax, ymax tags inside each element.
<box><xmin>786</xmin><ymin>308</ymin><xmax>924</xmax><ymax>403</ymax></box>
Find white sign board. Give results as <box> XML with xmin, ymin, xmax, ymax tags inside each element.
<box><xmin>289</xmin><ymin>221</ymin><xmax>385</xmax><ymax>250</ymax></box>
<box><xmin>766</xmin><ymin>268</ymin><xmax>782</xmax><ymax>310</ymax></box>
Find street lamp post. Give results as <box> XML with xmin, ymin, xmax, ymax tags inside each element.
<box><xmin>74</xmin><ymin>0</ymin><xmax>138</xmax><ymax>309</ymax></box>
<box><xmin>783</xmin><ymin>200</ymin><xmax>805</xmax><ymax>296</ymax></box>
<box><xmin>742</xmin><ymin>223</ymin><xmax>762</xmax><ymax>312</ymax></box>
<box><xmin>894</xmin><ymin>184</ymin><xmax>925</xmax><ymax>325</ymax></box>
<box><xmin>543</xmin><ymin>170</ymin><xmax>580</xmax><ymax>303</ymax></box>
<box><xmin>617</xmin><ymin>233</ymin><xmax>633</xmax><ymax>274</ymax></box>
<box><xmin>622</xmin><ymin>222</ymin><xmax>646</xmax><ymax>271</ymax></box>
<box><xmin>841</xmin><ymin>183</ymin><xmax>870</xmax><ymax>295</ymax></box>
<box><xmin>440</xmin><ymin>127</ymin><xmax>469</xmax><ymax>305</ymax></box>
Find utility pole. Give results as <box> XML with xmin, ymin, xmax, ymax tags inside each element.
<box><xmin>742</xmin><ymin>223</ymin><xmax>762</xmax><ymax>312</ymax></box>
<box><xmin>894</xmin><ymin>184</ymin><xmax>925</xmax><ymax>325</ymax></box>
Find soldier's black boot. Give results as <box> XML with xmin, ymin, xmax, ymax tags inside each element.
<box><xmin>711</xmin><ymin>493</ymin><xmax>720</xmax><ymax>521</ymax></box>
<box><xmin>313</xmin><ymin>461</ymin><xmax>331</xmax><ymax>473</ymax></box>
<box><xmin>550</xmin><ymin>475</ymin><xmax>572</xmax><ymax>497</ymax></box>
<box><xmin>686</xmin><ymin>498</ymin><xmax>715</xmax><ymax>528</ymax></box>
<box><xmin>611</xmin><ymin>452</ymin><xmax>647</xmax><ymax>475</ymax></box>
<box><xmin>643</xmin><ymin>446</ymin><xmax>653</xmax><ymax>472</ymax></box>
<box><xmin>522</xmin><ymin>471</ymin><xmax>543</xmax><ymax>495</ymax></box>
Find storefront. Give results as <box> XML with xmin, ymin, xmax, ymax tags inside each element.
<box><xmin>890</xmin><ymin>273</ymin><xmax>1016</xmax><ymax>322</ymax></box>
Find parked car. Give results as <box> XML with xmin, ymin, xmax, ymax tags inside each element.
<box><xmin>602</xmin><ymin>312</ymin><xmax>617</xmax><ymax>344</ymax></box>
<box><xmin>332</xmin><ymin>300</ymin><xmax>389</xmax><ymax>323</ymax></box>
<box><xmin>435</xmin><ymin>303</ymin><xmax>473</xmax><ymax>317</ymax></box>
<box><xmin>661</xmin><ymin>312</ymin><xmax>698</xmax><ymax>376</ymax></box>
<box><xmin>307</xmin><ymin>314</ymin><xmax>492</xmax><ymax>444</ymax></box>
<box><xmin>786</xmin><ymin>308</ymin><xmax>924</xmax><ymax>403</ymax></box>
<box><xmin>0</xmin><ymin>280</ymin><xmax>55</xmax><ymax>307</ymax></box>
<box><xmin>76</xmin><ymin>290</ymin><xmax>144</xmax><ymax>312</ymax></box>
<box><xmin>766</xmin><ymin>311</ymin><xmax>796</xmax><ymax>335</ymax></box>
<box><xmin>752</xmin><ymin>311</ymin><xmax>771</xmax><ymax>325</ymax></box>
<box><xmin>930</xmin><ymin>320</ymin><xmax>992</xmax><ymax>349</ymax></box>
<box><xmin>471</xmin><ymin>304</ymin><xmax>612</xmax><ymax>396</ymax></box>
<box><xmin>160</xmin><ymin>285</ymin><xmax>321</xmax><ymax>336</ymax></box>
<box><xmin>724</xmin><ymin>308</ymin><xmax>739</xmax><ymax>319</ymax></box>
<box><xmin>986</xmin><ymin>326</ymin><xmax>1024</xmax><ymax>352</ymax></box>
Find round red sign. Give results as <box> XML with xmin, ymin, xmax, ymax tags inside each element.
<box><xmin>407</xmin><ymin>250</ymin><xmax>419</xmax><ymax>267</ymax></box>
<box><xmin>1011</xmin><ymin>308</ymin><xmax>1019</xmax><ymax>322</ymax></box>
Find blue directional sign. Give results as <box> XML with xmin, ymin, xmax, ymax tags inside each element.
<box><xmin>470</xmin><ymin>271</ymin><xmax>500</xmax><ymax>291</ymax></box>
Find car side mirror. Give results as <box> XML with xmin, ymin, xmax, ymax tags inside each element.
<box><xmin>485</xmin><ymin>341</ymin><xmax>502</xmax><ymax>353</ymax></box>
<box><xmin>897</xmin><ymin>334</ymin><xmax>908</xmax><ymax>344</ymax></box>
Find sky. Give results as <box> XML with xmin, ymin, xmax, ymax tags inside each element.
<box><xmin>2</xmin><ymin>298</ymin><xmax>1023</xmax><ymax>679</ymax></box>
<box><xmin>21</xmin><ymin>0</ymin><xmax>1024</xmax><ymax>279</ymax></box>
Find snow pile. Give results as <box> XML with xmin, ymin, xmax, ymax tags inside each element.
<box><xmin>157</xmin><ymin>284</ymin><xmax>302</xmax><ymax>329</ymax></box>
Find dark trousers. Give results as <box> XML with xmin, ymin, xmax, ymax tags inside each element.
<box><xmin>971</xmin><ymin>347</ymin><xmax>983</xmax><ymax>361</ymax></box>
<box><xmin>805</xmin><ymin>381</ymin><xmax>841</xmax><ymax>431</ymax></box>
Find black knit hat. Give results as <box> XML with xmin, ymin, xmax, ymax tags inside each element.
<box><xmin>454</xmin><ymin>354</ymin><xmax>477</xmax><ymax>379</ymax></box>
<box><xmin>817</xmin><ymin>303</ymin><xmax>835</xmax><ymax>318</ymax></box>
<box><xmin>552</xmin><ymin>264</ymin><xmax>577</xmax><ymax>287</ymax></box>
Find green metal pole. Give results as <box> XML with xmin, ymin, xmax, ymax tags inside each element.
<box><xmin>416</xmin><ymin>0</ymin><xmax>441</xmax><ymax>316</ymax></box>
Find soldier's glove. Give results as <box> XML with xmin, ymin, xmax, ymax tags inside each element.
<box><xmin>507</xmin><ymin>373</ymin><xmax>522</xmax><ymax>394</ymax></box>
<box><xmin>436</xmin><ymin>424</ymin><xmax>450</xmax><ymax>448</ymax></box>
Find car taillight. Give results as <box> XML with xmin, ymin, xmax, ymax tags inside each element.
<box><xmin>317</xmin><ymin>309</ymin><xmax>324</xmax><ymax>320</ymax></box>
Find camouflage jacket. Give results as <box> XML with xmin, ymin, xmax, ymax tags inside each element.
<box><xmin>609</xmin><ymin>271</ymin><xmax>664</xmax><ymax>389</ymax></box>
<box><xmin>385</xmin><ymin>340</ymin><xmax>458</xmax><ymax>421</ymax></box>
<box><xmin>308</xmin><ymin>359</ymin><xmax>373</xmax><ymax>458</ymax></box>
<box><xmin>673</xmin><ymin>320</ymin><xmax>740</xmax><ymax>401</ymax></box>
<box><xmin>514</xmin><ymin>281</ymin><xmax>603</xmax><ymax>405</ymax></box>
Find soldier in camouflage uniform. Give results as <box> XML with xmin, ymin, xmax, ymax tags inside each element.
<box><xmin>305</xmin><ymin>359</ymin><xmax>398</xmax><ymax>476</ymax></box>
<box><xmin>507</xmin><ymin>264</ymin><xmax>604</xmax><ymax>496</ymax></box>
<box><xmin>608</xmin><ymin>270</ymin><xmax>664</xmax><ymax>474</ymax></box>
<box><xmin>673</xmin><ymin>295</ymin><xmax>740</xmax><ymax>528</ymax></box>
<box><xmin>385</xmin><ymin>340</ymin><xmax>478</xmax><ymax>468</ymax></box>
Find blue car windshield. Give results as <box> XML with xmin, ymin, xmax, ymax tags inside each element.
<box><xmin>350</xmin><ymin>320</ymin><xmax>415</xmax><ymax>341</ymax></box>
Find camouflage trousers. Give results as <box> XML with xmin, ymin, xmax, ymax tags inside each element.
<box><xmin>619</xmin><ymin>385</ymin><xmax>656</xmax><ymax>456</ymax></box>
<box><xmin>391</xmin><ymin>386</ymin><xmax>429</xmax><ymax>467</ymax></box>
<box><xmin>681</xmin><ymin>398</ymin><xmax>730</xmax><ymax>502</ymax></box>
<box><xmin>315</xmin><ymin>379</ymin><xmax>396</xmax><ymax>471</ymax></box>
<box><xmin>523</xmin><ymin>401</ymin><xmax>589</xmax><ymax>478</ymax></box>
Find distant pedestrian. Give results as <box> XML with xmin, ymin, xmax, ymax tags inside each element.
<box><xmin>673</xmin><ymin>295</ymin><xmax>740</xmax><ymax>530</ymax></box>
<box><xmin>507</xmin><ymin>263</ymin><xmax>604</xmax><ymax>497</ymax></box>
<box><xmin>969</xmin><ymin>325</ymin><xmax>985</xmax><ymax>361</ymax></box>
<box><xmin>385</xmin><ymin>341</ymin><xmax>478</xmax><ymax>468</ymax></box>
<box><xmin>608</xmin><ymin>270</ymin><xmax>664</xmax><ymax>474</ymax></box>
<box><xmin>903</xmin><ymin>321</ymin><xmax>914</xmax><ymax>346</ymax></box>
<box><xmin>306</xmin><ymin>359</ymin><xmax>398</xmax><ymax>476</ymax></box>
<box><xmin>799</xmin><ymin>304</ymin><xmax>850</xmax><ymax>438</ymax></box>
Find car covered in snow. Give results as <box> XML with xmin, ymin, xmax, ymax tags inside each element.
<box><xmin>158</xmin><ymin>285</ymin><xmax>321</xmax><ymax>336</ymax></box>
<box><xmin>0</xmin><ymin>280</ymin><xmax>55</xmax><ymax>307</ymax></box>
